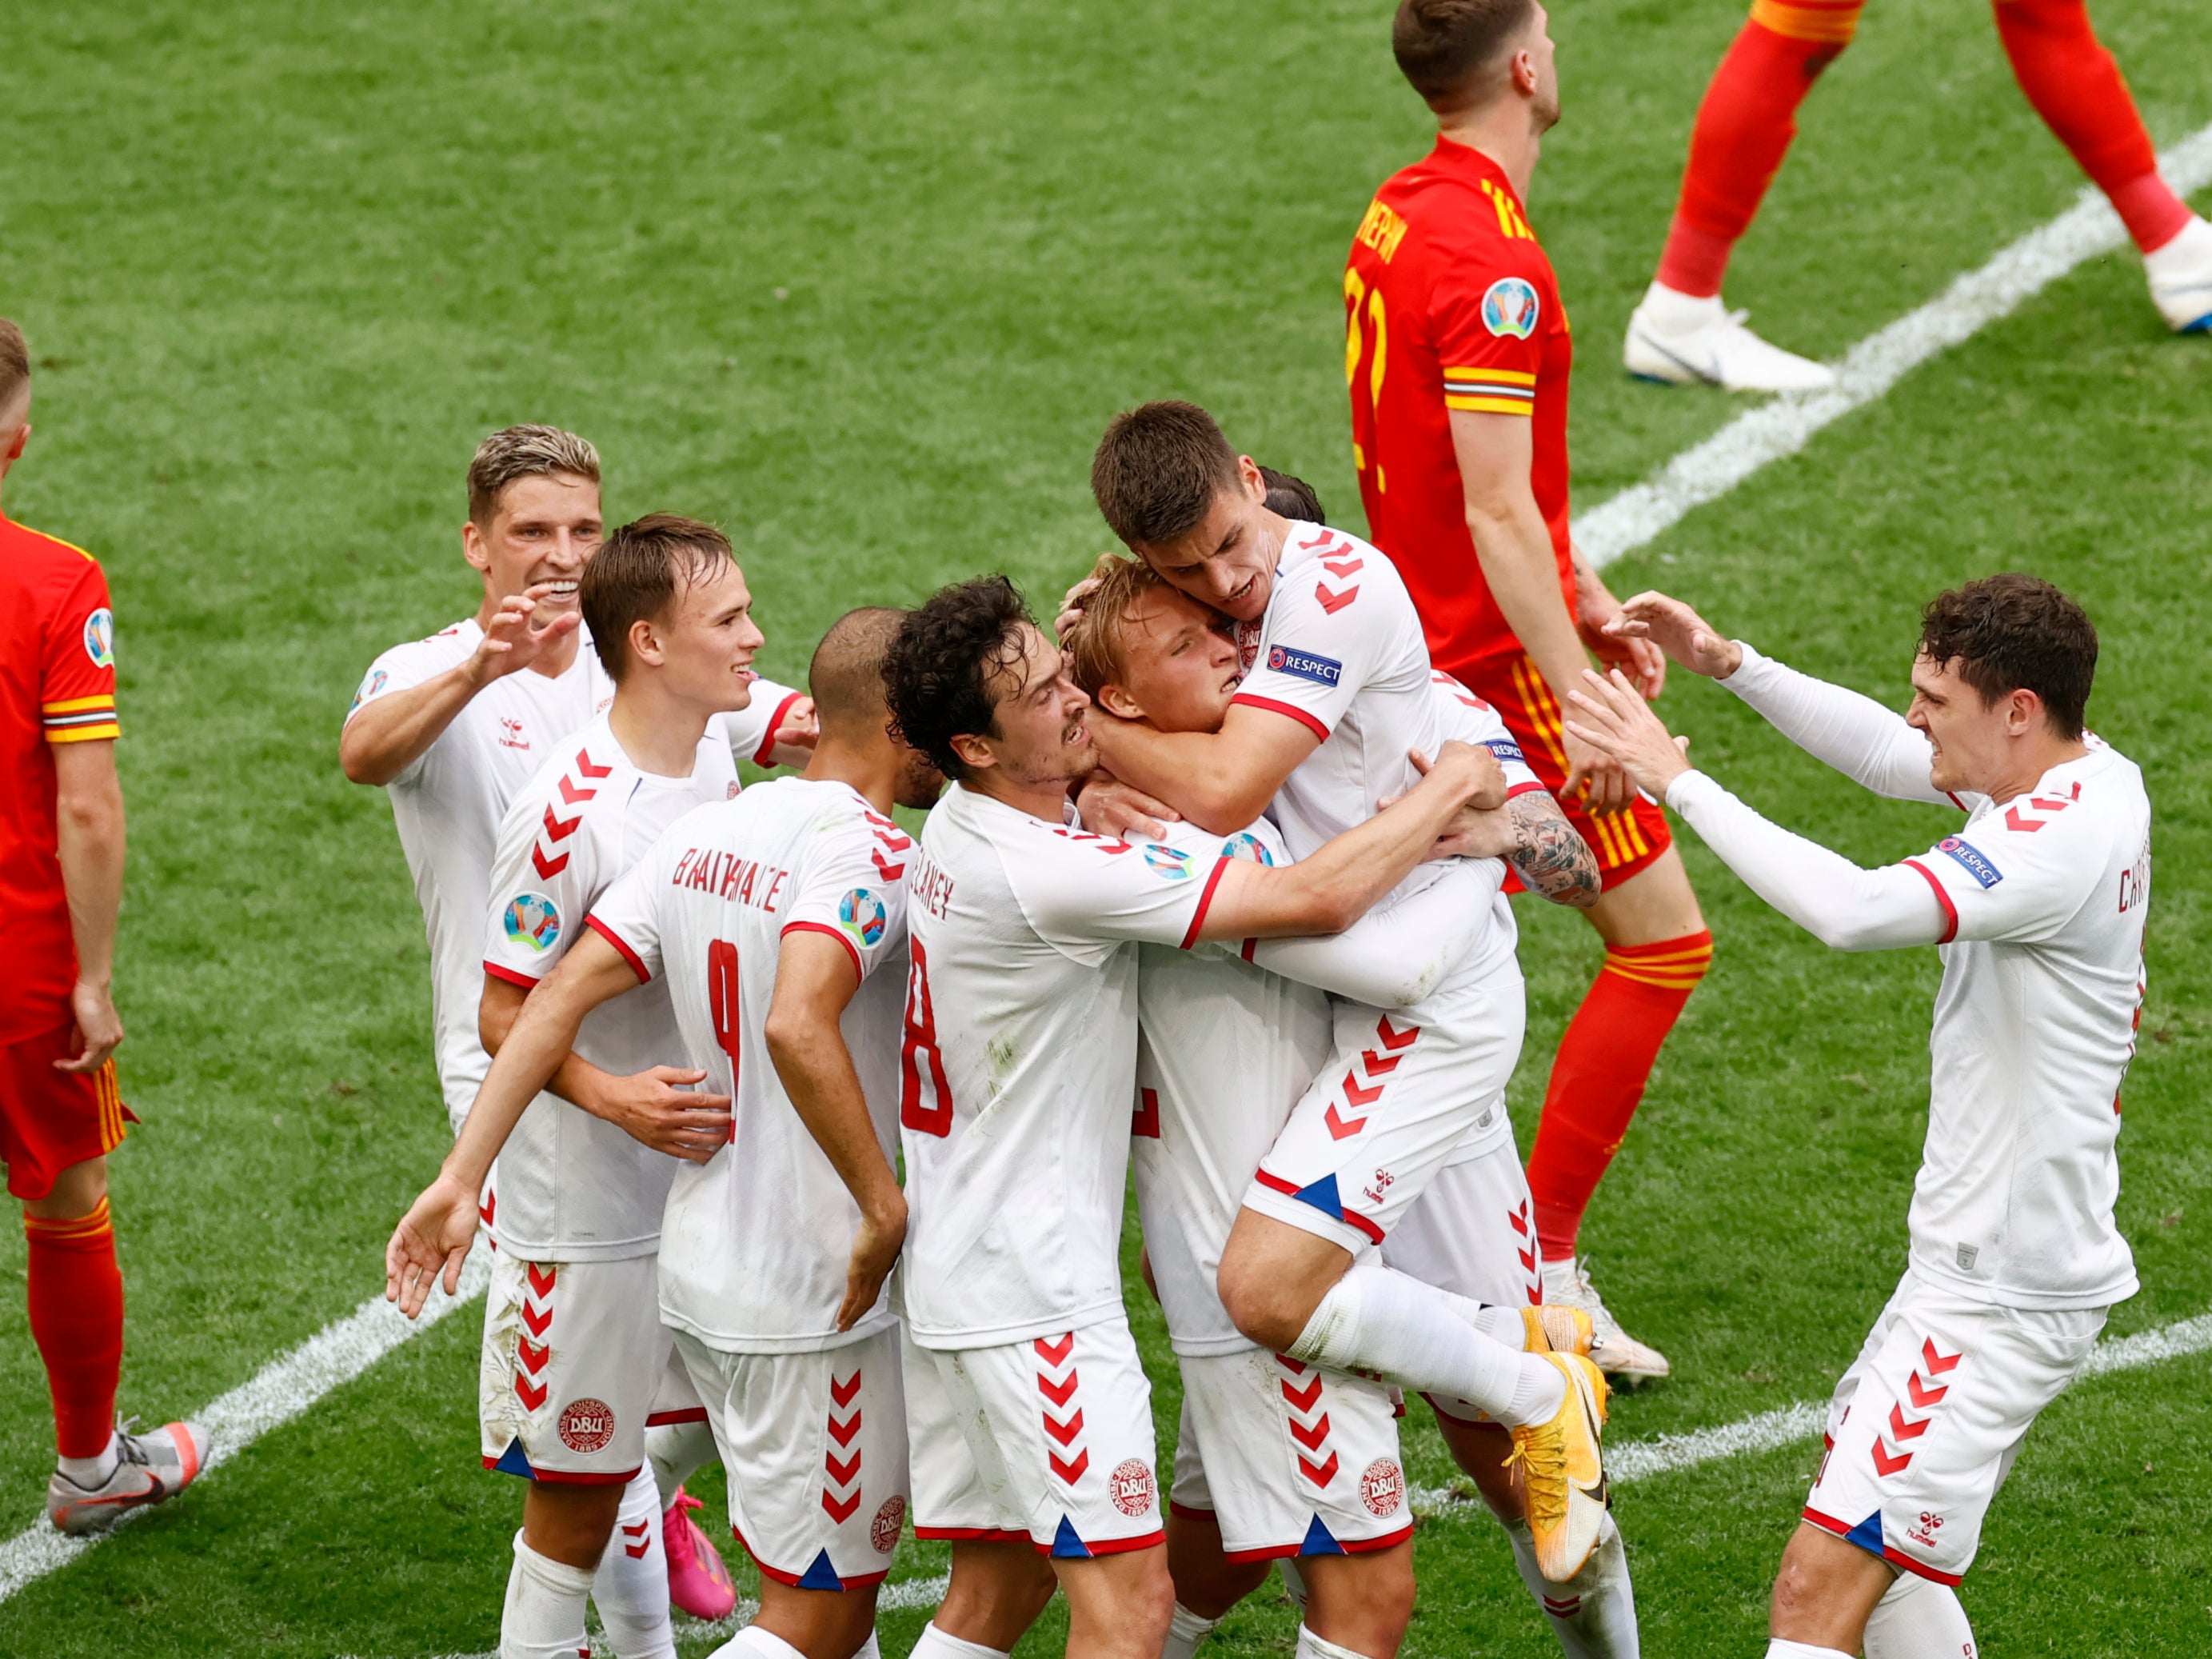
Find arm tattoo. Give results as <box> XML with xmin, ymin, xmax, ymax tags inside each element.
<box><xmin>1506</xmin><ymin>793</ymin><xmax>1602</xmax><ymax>908</ymax></box>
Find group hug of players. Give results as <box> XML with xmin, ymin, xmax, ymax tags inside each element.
<box><xmin>0</xmin><ymin>2</ymin><xmax>2163</xmax><ymax>1657</ymax></box>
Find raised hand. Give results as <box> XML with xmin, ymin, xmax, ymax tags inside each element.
<box><xmin>1606</xmin><ymin>592</ymin><xmax>1743</xmax><ymax>681</ymax></box>
<box><xmin>469</xmin><ymin>586</ymin><xmax>582</xmax><ymax>685</ymax></box>
<box><xmin>385</xmin><ymin>1172</ymin><xmax>481</xmax><ymax>1318</ymax></box>
<box><xmin>1564</xmin><ymin>668</ymin><xmax>1696</xmax><ymax>799</ymax></box>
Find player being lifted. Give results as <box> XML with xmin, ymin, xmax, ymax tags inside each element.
<box><xmin>1348</xmin><ymin>3</ymin><xmax>1713</xmax><ymax>1380</ymax></box>
<box><xmin>1075</xmin><ymin>405</ymin><xmax>1612</xmax><ymax>1588</ymax></box>
<box><xmin>1622</xmin><ymin>0</ymin><xmax>2212</xmax><ymax>389</ymax></box>
<box><xmin>387</xmin><ymin>516</ymin><xmax>789</xmax><ymax>1659</ymax></box>
<box><xmin>879</xmin><ymin>578</ymin><xmax>1520</xmax><ymax>1659</ymax></box>
<box><xmin>1063</xmin><ymin>554</ymin><xmax>1638</xmax><ymax>1659</ymax></box>
<box><xmin>1567</xmin><ymin>575</ymin><xmax>2146</xmax><ymax>1659</ymax></box>
<box><xmin>0</xmin><ymin>320</ymin><xmax>208</xmax><ymax>1533</ymax></box>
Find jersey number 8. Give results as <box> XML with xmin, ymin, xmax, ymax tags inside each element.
<box><xmin>900</xmin><ymin>939</ymin><xmax>954</xmax><ymax>1137</ymax></box>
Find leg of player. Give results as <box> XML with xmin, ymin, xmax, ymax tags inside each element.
<box><xmin>1052</xmin><ymin>1546</ymin><xmax>1176</xmax><ymax>1659</ymax></box>
<box><xmin>28</xmin><ymin>1153</ymin><xmax>208</xmax><ymax>1535</ymax></box>
<box><xmin>1623</xmin><ymin>0</ymin><xmax>1855</xmax><ymax>391</ymax></box>
<box><xmin>1298</xmin><ymin>1541</ymin><xmax>1416</xmax><ymax>1659</ymax></box>
<box><xmin>712</xmin><ymin>1581</ymin><xmax>881</xmax><ymax>1659</ymax></box>
<box><xmin>1218</xmin><ymin>1217</ymin><xmax>1609</xmax><ymax>1583</ymax></box>
<box><xmin>1766</xmin><ymin>1521</ymin><xmax>1895</xmax><ymax>1657</ymax></box>
<box><xmin>503</xmin><ymin>1481</ymin><xmax>627</xmax><ymax>1659</ymax></box>
<box><xmin>1859</xmin><ymin>1571</ymin><xmax>1978</xmax><ymax>1659</ymax></box>
<box><xmin>1164</xmin><ymin>1506</ymin><xmax>1272</xmax><ymax>1657</ymax></box>
<box><xmin>646</xmin><ymin>1410</ymin><xmax>738</xmax><ymax>1621</ymax></box>
<box><xmin>1988</xmin><ymin>0</ymin><xmax>2212</xmax><ymax>332</ymax></box>
<box><xmin>911</xmin><ymin>1540</ymin><xmax>1059</xmax><ymax>1659</ymax></box>
<box><xmin>591</xmin><ymin>1465</ymin><xmax>677</xmax><ymax>1659</ymax></box>
<box><xmin>1525</xmin><ymin>847</ymin><xmax>1711</xmax><ymax>1385</ymax></box>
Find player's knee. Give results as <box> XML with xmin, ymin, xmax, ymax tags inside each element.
<box><xmin>1216</xmin><ymin>1257</ymin><xmax>1314</xmax><ymax>1353</ymax></box>
<box><xmin>26</xmin><ymin>1155</ymin><xmax>109</xmax><ymax>1222</ymax></box>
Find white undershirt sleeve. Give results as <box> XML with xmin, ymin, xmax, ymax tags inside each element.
<box><xmin>1249</xmin><ymin>858</ymin><xmax>1504</xmax><ymax>1007</ymax></box>
<box><xmin>1720</xmin><ymin>643</ymin><xmax>1955</xmax><ymax>807</ymax></box>
<box><xmin>1665</xmin><ymin>770</ymin><xmax>1948</xmax><ymax>952</ymax></box>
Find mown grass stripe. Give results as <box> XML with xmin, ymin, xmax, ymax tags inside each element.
<box><xmin>1573</xmin><ymin>122</ymin><xmax>2212</xmax><ymax>570</ymax></box>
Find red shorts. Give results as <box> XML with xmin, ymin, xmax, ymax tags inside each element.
<box><xmin>0</xmin><ymin>1021</ymin><xmax>131</xmax><ymax>1201</ymax></box>
<box><xmin>1466</xmin><ymin>652</ymin><xmax>1673</xmax><ymax>893</ymax></box>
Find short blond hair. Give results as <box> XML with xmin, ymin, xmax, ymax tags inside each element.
<box><xmin>466</xmin><ymin>424</ymin><xmax>601</xmax><ymax>527</ymax></box>
<box><xmin>0</xmin><ymin>320</ymin><xmax>29</xmax><ymax>421</ymax></box>
<box><xmin>1063</xmin><ymin>552</ymin><xmax>1174</xmax><ymax>700</ymax></box>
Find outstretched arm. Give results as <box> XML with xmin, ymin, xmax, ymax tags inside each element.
<box><xmin>1086</xmin><ymin>701</ymin><xmax>1320</xmax><ymax>836</ymax></box>
<box><xmin>1565</xmin><ymin>670</ymin><xmax>1945</xmax><ymax>952</ymax></box>
<box><xmin>1607</xmin><ymin>592</ymin><xmax>1948</xmax><ymax>806</ymax></box>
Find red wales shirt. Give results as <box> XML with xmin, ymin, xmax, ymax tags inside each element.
<box><xmin>0</xmin><ymin>512</ymin><xmax>122</xmax><ymax>1041</ymax></box>
<box><xmin>1345</xmin><ymin>136</ymin><xmax>1574</xmax><ymax>679</ymax></box>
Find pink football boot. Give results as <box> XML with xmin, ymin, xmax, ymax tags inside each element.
<box><xmin>663</xmin><ymin>1488</ymin><xmax>738</xmax><ymax>1620</ymax></box>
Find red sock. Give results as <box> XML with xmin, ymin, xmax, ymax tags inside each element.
<box><xmin>1993</xmin><ymin>0</ymin><xmax>2190</xmax><ymax>253</ymax></box>
<box><xmin>1657</xmin><ymin>4</ymin><xmax>1859</xmax><ymax>297</ymax></box>
<box><xmin>1527</xmin><ymin>933</ymin><xmax>1714</xmax><ymax>1264</ymax></box>
<box><xmin>26</xmin><ymin>1197</ymin><xmax>124</xmax><ymax>1459</ymax></box>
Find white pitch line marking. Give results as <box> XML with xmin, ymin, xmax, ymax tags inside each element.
<box><xmin>0</xmin><ymin>1243</ymin><xmax>492</xmax><ymax>1602</ymax></box>
<box><xmin>1573</xmin><ymin>122</ymin><xmax>2212</xmax><ymax>570</ymax></box>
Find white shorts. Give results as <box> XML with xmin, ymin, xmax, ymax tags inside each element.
<box><xmin>1246</xmin><ymin>958</ymin><xmax>1525</xmax><ymax>1254</ymax></box>
<box><xmin>676</xmin><ymin>1324</ymin><xmax>910</xmax><ymax>1591</ymax></box>
<box><xmin>1381</xmin><ymin>1134</ymin><xmax>1545</xmax><ymax>1422</ymax></box>
<box><xmin>1804</xmin><ymin>1270</ymin><xmax>2106</xmax><ymax>1584</ymax></box>
<box><xmin>480</xmin><ymin>1252</ymin><xmax>669</xmax><ymax>1483</ymax></box>
<box><xmin>904</xmin><ymin>1315</ymin><xmax>1164</xmax><ymax>1558</ymax></box>
<box><xmin>1169</xmin><ymin>1349</ymin><xmax>1411</xmax><ymax>1561</ymax></box>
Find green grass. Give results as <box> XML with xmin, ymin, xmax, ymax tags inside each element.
<box><xmin>1</xmin><ymin>0</ymin><xmax>2208</xmax><ymax>1653</ymax></box>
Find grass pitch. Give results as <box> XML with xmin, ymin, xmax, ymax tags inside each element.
<box><xmin>1</xmin><ymin>0</ymin><xmax>2208</xmax><ymax>1653</ymax></box>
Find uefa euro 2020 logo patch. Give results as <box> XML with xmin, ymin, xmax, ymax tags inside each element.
<box><xmin>504</xmin><ymin>892</ymin><xmax>561</xmax><ymax>952</ymax></box>
<box><xmin>349</xmin><ymin>667</ymin><xmax>387</xmax><ymax>717</ymax></box>
<box><xmin>1222</xmin><ymin>830</ymin><xmax>1276</xmax><ymax>866</ymax></box>
<box><xmin>838</xmin><ymin>887</ymin><xmax>888</xmax><ymax>948</ymax></box>
<box><xmin>1481</xmin><ymin>277</ymin><xmax>1540</xmax><ymax>340</ymax></box>
<box><xmin>82</xmin><ymin>608</ymin><xmax>115</xmax><ymax>670</ymax></box>
<box><xmin>1143</xmin><ymin>843</ymin><xmax>1194</xmax><ymax>881</ymax></box>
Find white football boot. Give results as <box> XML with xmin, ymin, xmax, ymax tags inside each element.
<box><xmin>2146</xmin><ymin>216</ymin><xmax>2212</xmax><ymax>334</ymax></box>
<box><xmin>1540</xmin><ymin>1257</ymin><xmax>1671</xmax><ymax>1387</ymax></box>
<box><xmin>1623</xmin><ymin>282</ymin><xmax>1836</xmax><ymax>393</ymax></box>
<box><xmin>46</xmin><ymin>1418</ymin><xmax>210</xmax><ymax>1535</ymax></box>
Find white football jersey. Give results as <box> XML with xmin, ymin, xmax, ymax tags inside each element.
<box><xmin>349</xmin><ymin>618</ymin><xmax>802</xmax><ymax>1127</ymax></box>
<box><xmin>899</xmin><ymin>783</ymin><xmax>1220</xmax><ymax>1349</ymax></box>
<box><xmin>477</xmin><ymin>712</ymin><xmax>743</xmax><ymax>1261</ymax></box>
<box><xmin>1134</xmin><ymin>675</ymin><xmax>1540</xmax><ymax>1356</ymax></box>
<box><xmin>587</xmin><ymin>778</ymin><xmax>911</xmax><ymax>1353</ymax></box>
<box><xmin>1229</xmin><ymin>523</ymin><xmax>1445</xmax><ymax>893</ymax></box>
<box><xmin>1897</xmin><ymin>742</ymin><xmax>2150</xmax><ymax>1309</ymax></box>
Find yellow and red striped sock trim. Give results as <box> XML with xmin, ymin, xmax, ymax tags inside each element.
<box><xmin>1600</xmin><ymin>931</ymin><xmax>1715</xmax><ymax>992</ymax></box>
<box><xmin>25</xmin><ymin>1197</ymin><xmax>114</xmax><ymax>1249</ymax></box>
<box><xmin>1749</xmin><ymin>0</ymin><xmax>1863</xmax><ymax>44</ymax></box>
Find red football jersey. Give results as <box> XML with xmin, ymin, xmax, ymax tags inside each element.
<box><xmin>0</xmin><ymin>512</ymin><xmax>121</xmax><ymax>1042</ymax></box>
<box><xmin>1344</xmin><ymin>136</ymin><xmax>1575</xmax><ymax>680</ymax></box>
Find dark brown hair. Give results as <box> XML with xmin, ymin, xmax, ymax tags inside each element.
<box><xmin>1393</xmin><ymin>0</ymin><xmax>1536</xmax><ymax>112</ymax></box>
<box><xmin>1259</xmin><ymin>466</ymin><xmax>1326</xmax><ymax>524</ymax></box>
<box><xmin>1091</xmin><ymin>401</ymin><xmax>1243</xmax><ymax>549</ymax></box>
<box><xmin>1917</xmin><ymin>573</ymin><xmax>2097</xmax><ymax>740</ymax></box>
<box><xmin>882</xmin><ymin>576</ymin><xmax>1033</xmax><ymax>782</ymax></box>
<box><xmin>466</xmin><ymin>424</ymin><xmax>601</xmax><ymax>527</ymax></box>
<box><xmin>582</xmin><ymin>514</ymin><xmax>733</xmax><ymax>682</ymax></box>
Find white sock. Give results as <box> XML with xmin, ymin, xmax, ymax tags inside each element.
<box><xmin>1641</xmin><ymin>281</ymin><xmax>1727</xmax><ymax>330</ymax></box>
<box><xmin>501</xmin><ymin>1531</ymin><xmax>596</xmax><ymax>1659</ymax></box>
<box><xmin>1863</xmin><ymin>1571</ymin><xmax>1977</xmax><ymax>1659</ymax></box>
<box><xmin>2144</xmin><ymin>214</ymin><xmax>2210</xmax><ymax>272</ymax></box>
<box><xmin>708</xmin><ymin>1628</ymin><xmax>805</xmax><ymax>1659</ymax></box>
<box><xmin>1288</xmin><ymin>1264</ymin><xmax>1565</xmax><ymax>1427</ymax></box>
<box><xmin>1162</xmin><ymin>1601</ymin><xmax>1220</xmax><ymax>1659</ymax></box>
<box><xmin>1763</xmin><ymin>1643</ymin><xmax>1853</xmax><ymax>1658</ymax></box>
<box><xmin>593</xmin><ymin>1465</ymin><xmax>676</xmax><ymax>1659</ymax></box>
<box><xmin>1503</xmin><ymin>1512</ymin><xmax>1639</xmax><ymax>1656</ymax></box>
<box><xmin>1294</xmin><ymin>1625</ymin><xmax>1372</xmax><ymax>1659</ymax></box>
<box><xmin>57</xmin><ymin>1431</ymin><xmax>120</xmax><ymax>1489</ymax></box>
<box><xmin>645</xmin><ymin>1419</ymin><xmax>718</xmax><ymax>1511</ymax></box>
<box><xmin>852</xmin><ymin>1634</ymin><xmax>882</xmax><ymax>1659</ymax></box>
<box><xmin>908</xmin><ymin>1625</ymin><xmax>1012</xmax><ymax>1659</ymax></box>
<box><xmin>709</xmin><ymin>1629</ymin><xmax>806</xmax><ymax>1659</ymax></box>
